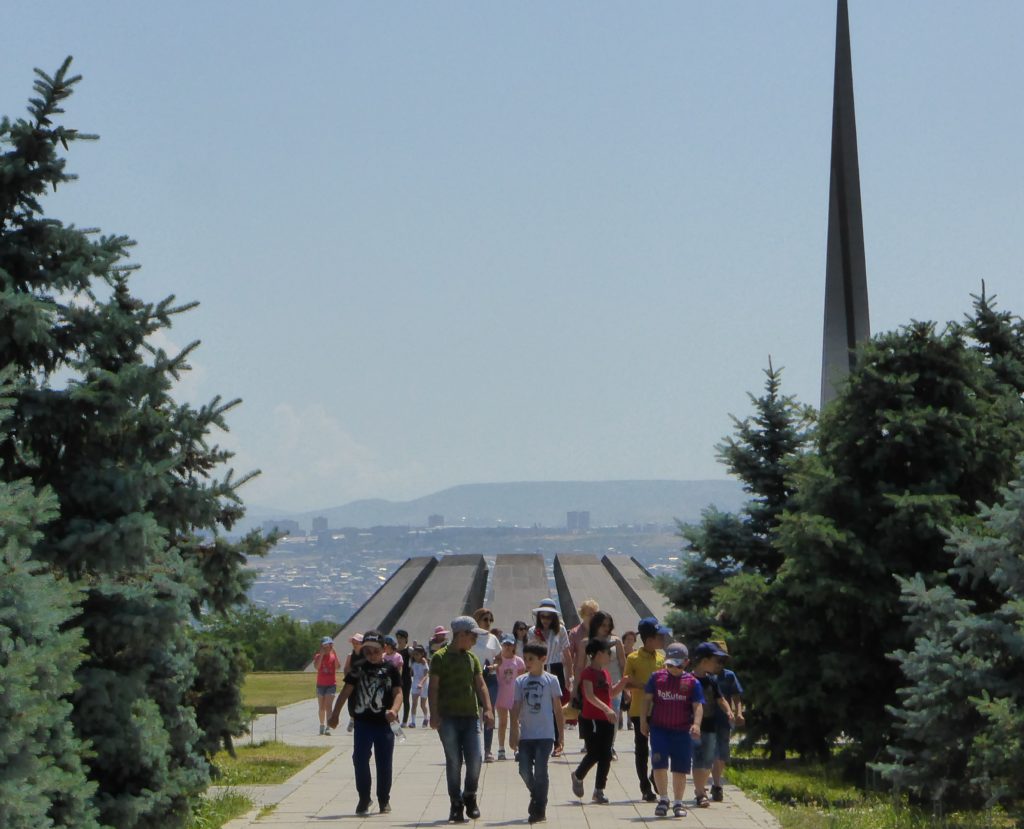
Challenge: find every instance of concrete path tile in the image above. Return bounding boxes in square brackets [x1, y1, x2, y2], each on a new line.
[224, 711, 778, 829]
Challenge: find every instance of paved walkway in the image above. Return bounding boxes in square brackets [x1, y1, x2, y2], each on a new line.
[223, 701, 778, 829]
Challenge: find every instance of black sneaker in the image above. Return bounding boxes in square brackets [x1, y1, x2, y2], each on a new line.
[463, 796, 480, 819]
[379, 800, 392, 813]
[528, 810, 546, 824]
[642, 790, 659, 803]
[711, 784, 724, 802]
[356, 799, 371, 816]
[570, 772, 584, 798]
[449, 801, 466, 823]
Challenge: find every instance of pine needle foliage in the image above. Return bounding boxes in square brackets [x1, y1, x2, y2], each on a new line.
[658, 362, 814, 641]
[761, 316, 1024, 763]
[0, 59, 268, 828]
[0, 374, 99, 829]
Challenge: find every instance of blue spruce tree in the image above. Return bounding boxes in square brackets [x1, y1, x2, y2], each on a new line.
[0, 377, 98, 829]
[0, 59, 268, 827]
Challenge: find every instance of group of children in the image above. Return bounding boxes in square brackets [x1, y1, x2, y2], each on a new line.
[314, 602, 744, 822]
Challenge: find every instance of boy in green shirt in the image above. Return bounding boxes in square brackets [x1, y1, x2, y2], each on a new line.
[430, 616, 494, 823]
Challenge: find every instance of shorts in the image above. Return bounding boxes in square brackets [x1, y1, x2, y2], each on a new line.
[715, 726, 732, 761]
[649, 726, 693, 773]
[316, 684, 337, 697]
[691, 731, 718, 770]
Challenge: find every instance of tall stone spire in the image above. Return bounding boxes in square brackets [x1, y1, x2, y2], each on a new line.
[820, 0, 869, 407]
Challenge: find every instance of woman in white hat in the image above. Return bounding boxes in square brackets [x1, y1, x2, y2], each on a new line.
[528, 598, 573, 735]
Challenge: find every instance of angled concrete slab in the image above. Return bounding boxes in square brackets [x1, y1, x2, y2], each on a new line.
[486, 553, 549, 634]
[602, 554, 675, 621]
[554, 554, 648, 635]
[314, 556, 436, 667]
[390, 554, 488, 645]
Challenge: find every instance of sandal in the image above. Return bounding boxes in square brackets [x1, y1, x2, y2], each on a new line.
[694, 792, 710, 808]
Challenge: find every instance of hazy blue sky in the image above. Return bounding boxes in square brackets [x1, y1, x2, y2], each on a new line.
[3, 3, 1023, 512]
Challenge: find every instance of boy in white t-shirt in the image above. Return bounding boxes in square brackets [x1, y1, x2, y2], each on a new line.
[510, 642, 564, 824]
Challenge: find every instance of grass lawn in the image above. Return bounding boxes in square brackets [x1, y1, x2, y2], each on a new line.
[729, 757, 1015, 829]
[187, 790, 253, 829]
[242, 672, 315, 709]
[212, 741, 331, 786]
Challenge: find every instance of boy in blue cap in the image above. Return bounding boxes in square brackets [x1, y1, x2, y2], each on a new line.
[690, 642, 734, 808]
[709, 641, 744, 801]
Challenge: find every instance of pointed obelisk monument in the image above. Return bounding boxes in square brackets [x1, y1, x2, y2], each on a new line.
[820, 0, 870, 407]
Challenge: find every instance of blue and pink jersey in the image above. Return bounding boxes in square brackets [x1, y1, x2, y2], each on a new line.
[644, 669, 705, 731]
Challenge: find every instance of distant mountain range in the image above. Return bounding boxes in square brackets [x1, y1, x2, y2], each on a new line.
[239, 479, 746, 532]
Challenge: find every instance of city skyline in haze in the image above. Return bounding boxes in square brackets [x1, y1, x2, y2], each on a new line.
[3, 3, 1023, 512]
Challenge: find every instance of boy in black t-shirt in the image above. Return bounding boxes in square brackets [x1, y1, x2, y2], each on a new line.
[329, 631, 403, 816]
[689, 642, 734, 808]
[396, 629, 413, 726]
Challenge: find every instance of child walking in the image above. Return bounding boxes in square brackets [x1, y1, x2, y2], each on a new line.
[570, 639, 629, 804]
[510, 642, 564, 824]
[690, 642, 734, 808]
[495, 634, 526, 759]
[312, 636, 340, 736]
[640, 643, 704, 818]
[327, 631, 403, 816]
[409, 644, 430, 728]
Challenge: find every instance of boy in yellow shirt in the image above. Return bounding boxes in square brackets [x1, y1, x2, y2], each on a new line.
[624, 617, 665, 802]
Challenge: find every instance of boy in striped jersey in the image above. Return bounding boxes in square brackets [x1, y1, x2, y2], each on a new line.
[639, 643, 704, 818]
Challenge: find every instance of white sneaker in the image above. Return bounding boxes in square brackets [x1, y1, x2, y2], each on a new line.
[497, 749, 506, 760]
[324, 727, 332, 736]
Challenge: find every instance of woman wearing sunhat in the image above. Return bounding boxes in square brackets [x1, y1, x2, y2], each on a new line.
[313, 635, 341, 735]
[528, 599, 573, 717]
[428, 624, 449, 657]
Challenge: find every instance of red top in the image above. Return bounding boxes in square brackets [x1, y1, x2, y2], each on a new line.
[316, 650, 340, 686]
[580, 666, 612, 720]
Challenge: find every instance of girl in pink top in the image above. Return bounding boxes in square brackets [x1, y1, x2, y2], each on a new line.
[383, 635, 405, 673]
[313, 636, 341, 735]
[495, 635, 526, 759]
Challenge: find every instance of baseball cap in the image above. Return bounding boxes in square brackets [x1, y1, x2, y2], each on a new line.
[320, 636, 333, 646]
[664, 643, 689, 666]
[432, 625, 449, 637]
[637, 617, 659, 639]
[500, 634, 516, 645]
[692, 641, 729, 660]
[362, 632, 384, 647]
[450, 615, 488, 635]
[350, 633, 364, 643]
[383, 635, 398, 647]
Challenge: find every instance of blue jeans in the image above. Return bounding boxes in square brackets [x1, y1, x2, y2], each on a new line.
[484, 673, 499, 753]
[352, 720, 394, 802]
[517, 738, 554, 811]
[439, 716, 482, 802]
